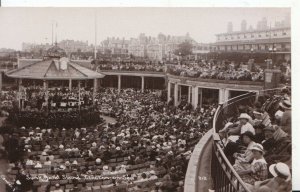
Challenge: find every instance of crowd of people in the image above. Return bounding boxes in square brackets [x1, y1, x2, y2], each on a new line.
[97, 61, 165, 72]
[0, 88, 217, 192]
[217, 88, 291, 192]
[167, 60, 265, 82]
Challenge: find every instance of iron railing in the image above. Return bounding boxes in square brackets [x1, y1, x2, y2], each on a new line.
[211, 87, 289, 192]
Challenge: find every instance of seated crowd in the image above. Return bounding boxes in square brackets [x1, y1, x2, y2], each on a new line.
[218, 88, 291, 192]
[0, 88, 217, 192]
[97, 62, 164, 72]
[167, 60, 264, 81]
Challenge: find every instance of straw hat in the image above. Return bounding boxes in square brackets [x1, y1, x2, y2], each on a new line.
[251, 143, 265, 154]
[269, 162, 291, 180]
[279, 100, 291, 109]
[238, 113, 251, 120]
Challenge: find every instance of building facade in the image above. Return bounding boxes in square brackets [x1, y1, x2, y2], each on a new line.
[214, 17, 291, 62]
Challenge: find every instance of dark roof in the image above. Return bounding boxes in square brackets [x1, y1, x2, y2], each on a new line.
[6, 58, 104, 80]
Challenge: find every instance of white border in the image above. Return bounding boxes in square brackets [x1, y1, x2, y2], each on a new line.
[1, 0, 300, 190]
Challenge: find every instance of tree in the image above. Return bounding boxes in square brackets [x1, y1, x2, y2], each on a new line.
[174, 41, 193, 57]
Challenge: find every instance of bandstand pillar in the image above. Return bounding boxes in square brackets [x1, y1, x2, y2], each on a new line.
[69, 79, 72, 91]
[85, 80, 88, 88]
[18, 78, 22, 92]
[224, 89, 230, 102]
[93, 78, 98, 104]
[174, 83, 179, 106]
[199, 88, 203, 108]
[43, 80, 49, 107]
[192, 86, 199, 109]
[219, 88, 225, 104]
[188, 86, 192, 103]
[167, 81, 171, 102]
[78, 80, 81, 106]
[0, 71, 2, 91]
[118, 75, 121, 93]
[18, 78, 23, 109]
[141, 76, 145, 93]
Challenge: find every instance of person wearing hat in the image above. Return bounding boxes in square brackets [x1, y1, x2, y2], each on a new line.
[239, 113, 255, 135]
[279, 100, 291, 135]
[254, 124, 265, 143]
[227, 113, 254, 136]
[52, 183, 63, 192]
[253, 162, 291, 192]
[261, 126, 276, 154]
[236, 144, 268, 186]
[233, 131, 256, 170]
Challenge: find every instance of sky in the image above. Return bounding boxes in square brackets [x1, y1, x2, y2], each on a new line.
[0, 7, 290, 50]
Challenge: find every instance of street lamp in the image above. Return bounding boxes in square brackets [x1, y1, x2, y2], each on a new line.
[250, 47, 254, 59]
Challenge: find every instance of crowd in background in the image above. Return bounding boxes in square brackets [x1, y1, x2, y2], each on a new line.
[218, 88, 291, 192]
[97, 61, 164, 72]
[167, 60, 265, 81]
[0, 88, 217, 192]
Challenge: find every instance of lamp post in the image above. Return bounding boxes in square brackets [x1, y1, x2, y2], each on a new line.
[268, 46, 277, 69]
[250, 48, 254, 59]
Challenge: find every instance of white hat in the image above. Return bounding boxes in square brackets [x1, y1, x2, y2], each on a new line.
[72, 160, 78, 165]
[41, 151, 47, 156]
[96, 158, 102, 163]
[279, 100, 291, 109]
[59, 144, 64, 149]
[45, 145, 50, 149]
[103, 165, 109, 170]
[250, 143, 265, 154]
[21, 126, 25, 129]
[59, 165, 66, 170]
[269, 162, 291, 180]
[36, 127, 40, 130]
[149, 170, 156, 175]
[116, 146, 121, 151]
[16, 180, 21, 185]
[238, 113, 251, 120]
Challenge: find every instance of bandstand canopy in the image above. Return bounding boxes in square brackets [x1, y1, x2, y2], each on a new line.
[6, 45, 105, 80]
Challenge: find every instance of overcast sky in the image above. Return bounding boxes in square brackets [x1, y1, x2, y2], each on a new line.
[0, 7, 290, 50]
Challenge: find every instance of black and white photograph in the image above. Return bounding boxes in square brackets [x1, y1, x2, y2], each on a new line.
[0, 5, 295, 192]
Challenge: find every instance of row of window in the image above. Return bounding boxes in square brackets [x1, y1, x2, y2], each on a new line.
[217, 43, 290, 51]
[219, 31, 288, 41]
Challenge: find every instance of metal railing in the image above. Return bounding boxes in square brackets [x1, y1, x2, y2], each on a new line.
[211, 87, 290, 192]
[212, 92, 255, 192]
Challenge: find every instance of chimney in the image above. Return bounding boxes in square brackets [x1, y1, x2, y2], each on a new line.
[227, 22, 233, 33]
[241, 20, 247, 32]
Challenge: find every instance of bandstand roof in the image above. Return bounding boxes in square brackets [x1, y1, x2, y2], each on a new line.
[6, 45, 104, 80]
[6, 58, 105, 80]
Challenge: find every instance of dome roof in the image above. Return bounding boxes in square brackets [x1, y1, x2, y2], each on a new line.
[46, 44, 67, 58]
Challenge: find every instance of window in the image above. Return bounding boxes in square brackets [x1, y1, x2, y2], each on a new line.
[237, 36, 240, 39]
[266, 33, 269, 37]
[244, 35, 247, 38]
[274, 33, 277, 36]
[258, 34, 261, 37]
[231, 36, 234, 40]
[282, 32, 287, 35]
